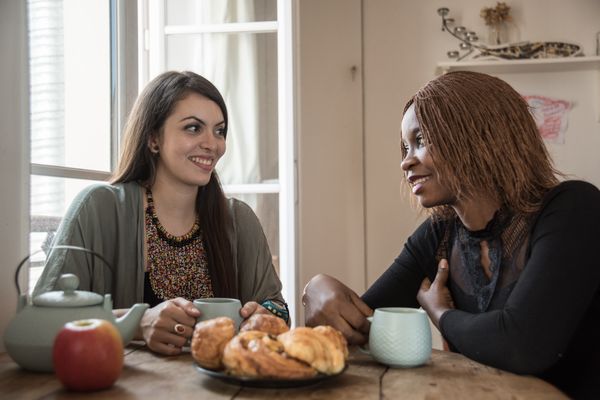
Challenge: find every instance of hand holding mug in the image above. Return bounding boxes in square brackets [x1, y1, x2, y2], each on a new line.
[140, 297, 200, 355]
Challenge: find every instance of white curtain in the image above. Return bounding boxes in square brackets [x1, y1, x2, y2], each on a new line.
[190, 0, 261, 187]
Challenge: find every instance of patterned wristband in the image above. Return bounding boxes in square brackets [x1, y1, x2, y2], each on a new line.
[261, 300, 290, 324]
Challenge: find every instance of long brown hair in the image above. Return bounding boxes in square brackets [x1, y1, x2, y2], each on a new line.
[111, 71, 237, 297]
[403, 71, 561, 218]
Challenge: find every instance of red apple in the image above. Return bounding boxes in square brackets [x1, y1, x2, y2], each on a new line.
[52, 319, 124, 392]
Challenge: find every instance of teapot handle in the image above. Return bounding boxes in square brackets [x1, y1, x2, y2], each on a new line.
[14, 245, 113, 296]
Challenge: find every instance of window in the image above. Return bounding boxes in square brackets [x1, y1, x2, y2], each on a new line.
[27, 0, 116, 289]
[140, 0, 297, 319]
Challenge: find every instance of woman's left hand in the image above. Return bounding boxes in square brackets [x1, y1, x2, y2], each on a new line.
[417, 259, 455, 329]
[139, 297, 201, 355]
[239, 301, 272, 329]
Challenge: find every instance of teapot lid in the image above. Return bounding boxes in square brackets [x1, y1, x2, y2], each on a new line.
[32, 273, 103, 307]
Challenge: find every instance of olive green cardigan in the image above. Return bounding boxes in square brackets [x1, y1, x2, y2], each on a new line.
[33, 182, 285, 309]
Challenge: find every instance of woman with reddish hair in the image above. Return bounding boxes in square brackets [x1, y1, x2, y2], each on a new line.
[304, 71, 600, 398]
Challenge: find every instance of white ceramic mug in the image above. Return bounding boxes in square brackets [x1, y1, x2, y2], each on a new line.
[193, 298, 243, 330]
[366, 307, 432, 368]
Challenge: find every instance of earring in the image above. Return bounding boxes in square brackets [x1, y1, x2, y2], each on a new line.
[150, 146, 159, 155]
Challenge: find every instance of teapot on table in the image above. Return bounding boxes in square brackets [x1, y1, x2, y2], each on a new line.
[3, 245, 149, 372]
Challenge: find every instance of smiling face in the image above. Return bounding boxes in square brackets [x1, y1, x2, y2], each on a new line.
[150, 92, 226, 189]
[400, 104, 455, 208]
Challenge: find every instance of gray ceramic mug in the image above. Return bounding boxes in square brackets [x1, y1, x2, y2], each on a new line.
[193, 298, 243, 330]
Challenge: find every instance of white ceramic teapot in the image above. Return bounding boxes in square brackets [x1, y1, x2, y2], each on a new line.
[3, 246, 149, 372]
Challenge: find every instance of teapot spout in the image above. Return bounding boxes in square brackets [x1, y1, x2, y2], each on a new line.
[115, 303, 149, 345]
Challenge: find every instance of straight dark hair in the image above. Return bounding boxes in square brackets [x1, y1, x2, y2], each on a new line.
[111, 71, 237, 298]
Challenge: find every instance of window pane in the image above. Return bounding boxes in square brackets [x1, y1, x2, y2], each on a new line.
[229, 193, 279, 275]
[166, 0, 277, 25]
[28, 0, 111, 172]
[29, 175, 106, 291]
[166, 32, 279, 185]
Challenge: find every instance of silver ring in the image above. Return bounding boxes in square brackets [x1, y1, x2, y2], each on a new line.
[174, 323, 185, 335]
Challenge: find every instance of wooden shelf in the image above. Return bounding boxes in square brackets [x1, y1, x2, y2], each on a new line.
[436, 55, 600, 75]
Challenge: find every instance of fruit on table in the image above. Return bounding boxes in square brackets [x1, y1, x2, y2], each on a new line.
[52, 319, 124, 391]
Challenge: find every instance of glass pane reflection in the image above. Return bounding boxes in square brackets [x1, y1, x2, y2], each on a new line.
[28, 0, 111, 171]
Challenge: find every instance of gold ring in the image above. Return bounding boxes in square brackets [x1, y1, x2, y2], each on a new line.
[174, 323, 185, 335]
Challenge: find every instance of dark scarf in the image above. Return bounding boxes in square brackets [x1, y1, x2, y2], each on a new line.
[437, 207, 531, 312]
[454, 209, 508, 312]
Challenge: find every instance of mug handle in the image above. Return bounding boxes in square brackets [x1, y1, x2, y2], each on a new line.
[358, 316, 373, 354]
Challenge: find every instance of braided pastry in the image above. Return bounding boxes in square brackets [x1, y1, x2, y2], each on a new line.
[277, 325, 348, 375]
[222, 330, 317, 379]
[191, 317, 235, 370]
[240, 313, 289, 336]
[314, 325, 349, 359]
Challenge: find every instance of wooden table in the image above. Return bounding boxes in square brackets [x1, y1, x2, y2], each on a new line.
[0, 344, 567, 399]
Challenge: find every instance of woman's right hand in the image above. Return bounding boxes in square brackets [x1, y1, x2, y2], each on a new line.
[140, 297, 201, 355]
[303, 274, 373, 345]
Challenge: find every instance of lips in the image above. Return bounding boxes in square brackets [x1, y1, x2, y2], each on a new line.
[407, 174, 430, 185]
[188, 155, 214, 171]
[407, 175, 430, 194]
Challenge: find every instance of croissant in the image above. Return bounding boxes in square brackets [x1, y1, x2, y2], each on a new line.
[222, 330, 317, 379]
[277, 325, 348, 375]
[191, 317, 235, 370]
[240, 313, 289, 336]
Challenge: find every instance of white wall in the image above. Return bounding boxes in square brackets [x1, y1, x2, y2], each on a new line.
[297, 0, 366, 313]
[0, 0, 30, 352]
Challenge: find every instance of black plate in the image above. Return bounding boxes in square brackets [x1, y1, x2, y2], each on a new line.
[194, 363, 347, 388]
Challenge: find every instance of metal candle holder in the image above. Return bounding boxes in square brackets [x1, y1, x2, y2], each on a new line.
[437, 7, 583, 61]
[437, 7, 486, 61]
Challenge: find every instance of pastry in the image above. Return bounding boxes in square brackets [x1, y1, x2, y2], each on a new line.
[313, 325, 349, 359]
[240, 313, 289, 336]
[222, 330, 317, 379]
[277, 326, 348, 375]
[191, 317, 235, 370]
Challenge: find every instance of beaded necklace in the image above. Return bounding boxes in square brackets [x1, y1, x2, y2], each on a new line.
[145, 187, 214, 301]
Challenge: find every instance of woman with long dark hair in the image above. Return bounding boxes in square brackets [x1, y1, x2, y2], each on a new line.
[35, 71, 287, 355]
[303, 71, 600, 398]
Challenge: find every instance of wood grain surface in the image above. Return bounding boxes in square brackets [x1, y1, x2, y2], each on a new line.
[0, 344, 567, 399]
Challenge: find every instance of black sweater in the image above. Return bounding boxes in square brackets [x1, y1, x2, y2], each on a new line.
[362, 181, 600, 399]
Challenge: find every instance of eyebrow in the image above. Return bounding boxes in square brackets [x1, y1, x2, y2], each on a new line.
[401, 126, 421, 140]
[179, 116, 225, 126]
